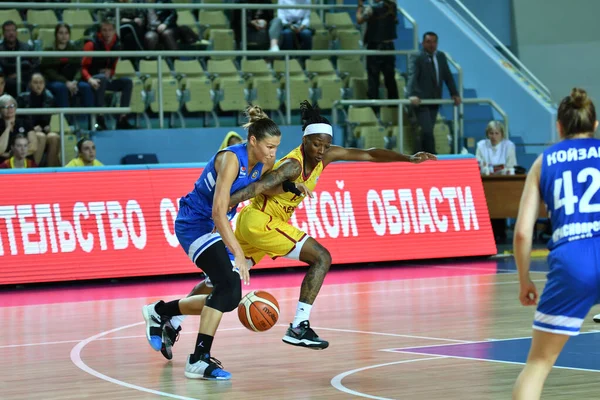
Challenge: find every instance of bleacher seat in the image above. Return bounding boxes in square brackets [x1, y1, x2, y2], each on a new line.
[207, 59, 247, 114]
[209, 29, 235, 60]
[113, 60, 151, 129]
[305, 59, 343, 110]
[139, 59, 184, 126]
[198, 11, 229, 39]
[273, 59, 311, 111]
[27, 10, 59, 38]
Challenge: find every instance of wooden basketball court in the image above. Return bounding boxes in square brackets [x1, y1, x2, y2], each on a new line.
[3, 258, 600, 399]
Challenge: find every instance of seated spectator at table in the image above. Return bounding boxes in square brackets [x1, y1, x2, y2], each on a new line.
[65, 138, 104, 167]
[18, 73, 61, 166]
[0, 20, 39, 97]
[0, 94, 38, 164]
[0, 133, 36, 168]
[269, 0, 312, 54]
[41, 24, 94, 113]
[81, 20, 134, 131]
[219, 131, 243, 150]
[476, 121, 517, 175]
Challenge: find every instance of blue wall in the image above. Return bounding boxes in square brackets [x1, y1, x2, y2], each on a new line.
[398, 0, 556, 166]
[93, 125, 345, 165]
[459, 0, 512, 47]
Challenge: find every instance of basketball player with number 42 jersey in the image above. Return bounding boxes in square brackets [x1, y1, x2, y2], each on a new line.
[158, 100, 436, 357]
[512, 88, 600, 399]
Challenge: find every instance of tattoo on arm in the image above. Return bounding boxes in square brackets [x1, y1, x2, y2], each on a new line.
[228, 160, 302, 207]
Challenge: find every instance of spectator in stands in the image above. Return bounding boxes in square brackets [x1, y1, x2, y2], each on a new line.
[232, 0, 274, 51]
[269, 0, 312, 56]
[0, 94, 38, 164]
[356, 0, 399, 101]
[0, 21, 39, 97]
[476, 120, 517, 175]
[65, 138, 104, 167]
[107, 0, 145, 52]
[81, 20, 134, 130]
[141, 0, 179, 51]
[407, 32, 460, 154]
[18, 73, 61, 167]
[41, 24, 94, 112]
[219, 131, 243, 150]
[0, 133, 36, 169]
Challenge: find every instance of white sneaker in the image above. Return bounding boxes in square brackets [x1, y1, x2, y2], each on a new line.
[269, 44, 280, 52]
[185, 354, 232, 380]
[593, 314, 600, 323]
[142, 301, 164, 351]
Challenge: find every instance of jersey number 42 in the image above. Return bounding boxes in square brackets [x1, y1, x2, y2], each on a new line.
[554, 167, 600, 215]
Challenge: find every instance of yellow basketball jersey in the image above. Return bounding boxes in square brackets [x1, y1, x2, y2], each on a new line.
[250, 145, 324, 221]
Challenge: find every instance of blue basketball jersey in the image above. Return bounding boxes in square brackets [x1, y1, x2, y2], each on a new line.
[540, 138, 600, 249]
[179, 143, 264, 222]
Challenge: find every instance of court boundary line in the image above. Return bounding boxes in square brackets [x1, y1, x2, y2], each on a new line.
[330, 356, 447, 400]
[389, 350, 600, 374]
[5, 277, 549, 350]
[70, 322, 198, 400]
[378, 330, 600, 353]
[69, 324, 474, 399]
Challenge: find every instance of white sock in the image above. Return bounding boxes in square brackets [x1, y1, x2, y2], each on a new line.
[292, 302, 312, 328]
[170, 315, 186, 330]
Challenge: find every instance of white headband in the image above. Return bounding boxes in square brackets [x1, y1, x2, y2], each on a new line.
[303, 123, 333, 137]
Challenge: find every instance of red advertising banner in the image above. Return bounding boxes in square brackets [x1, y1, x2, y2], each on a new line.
[0, 159, 496, 284]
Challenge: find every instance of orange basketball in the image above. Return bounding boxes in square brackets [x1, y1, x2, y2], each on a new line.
[238, 290, 280, 332]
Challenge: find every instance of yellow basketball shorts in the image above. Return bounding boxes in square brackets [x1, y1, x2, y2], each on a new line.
[234, 206, 308, 265]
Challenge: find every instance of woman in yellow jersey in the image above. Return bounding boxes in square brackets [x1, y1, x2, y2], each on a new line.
[158, 100, 436, 357]
[65, 138, 104, 167]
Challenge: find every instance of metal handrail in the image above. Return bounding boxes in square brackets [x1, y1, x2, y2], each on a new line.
[15, 107, 131, 167]
[332, 98, 509, 155]
[6, 48, 447, 128]
[397, 6, 419, 51]
[444, 0, 551, 99]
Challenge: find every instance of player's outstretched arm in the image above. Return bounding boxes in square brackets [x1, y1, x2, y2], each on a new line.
[322, 146, 437, 167]
[513, 154, 542, 306]
[228, 159, 303, 206]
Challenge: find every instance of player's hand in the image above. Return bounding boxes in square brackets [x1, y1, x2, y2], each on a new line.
[235, 255, 250, 286]
[519, 279, 538, 306]
[295, 183, 314, 198]
[410, 152, 437, 163]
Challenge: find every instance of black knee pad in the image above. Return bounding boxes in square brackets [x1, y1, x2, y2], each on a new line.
[196, 241, 242, 313]
[205, 271, 241, 313]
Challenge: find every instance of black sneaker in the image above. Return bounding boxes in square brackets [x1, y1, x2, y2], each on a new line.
[282, 320, 329, 350]
[161, 319, 181, 360]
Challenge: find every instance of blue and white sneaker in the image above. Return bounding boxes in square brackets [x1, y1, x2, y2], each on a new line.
[184, 354, 231, 380]
[161, 319, 181, 360]
[142, 301, 164, 351]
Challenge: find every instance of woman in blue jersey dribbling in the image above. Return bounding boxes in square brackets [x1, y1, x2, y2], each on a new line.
[512, 88, 599, 399]
[141, 106, 307, 381]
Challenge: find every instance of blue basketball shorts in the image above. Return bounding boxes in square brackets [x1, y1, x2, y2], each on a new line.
[534, 238, 600, 336]
[175, 204, 233, 264]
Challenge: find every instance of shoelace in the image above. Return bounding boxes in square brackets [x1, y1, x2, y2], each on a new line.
[209, 357, 224, 370]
